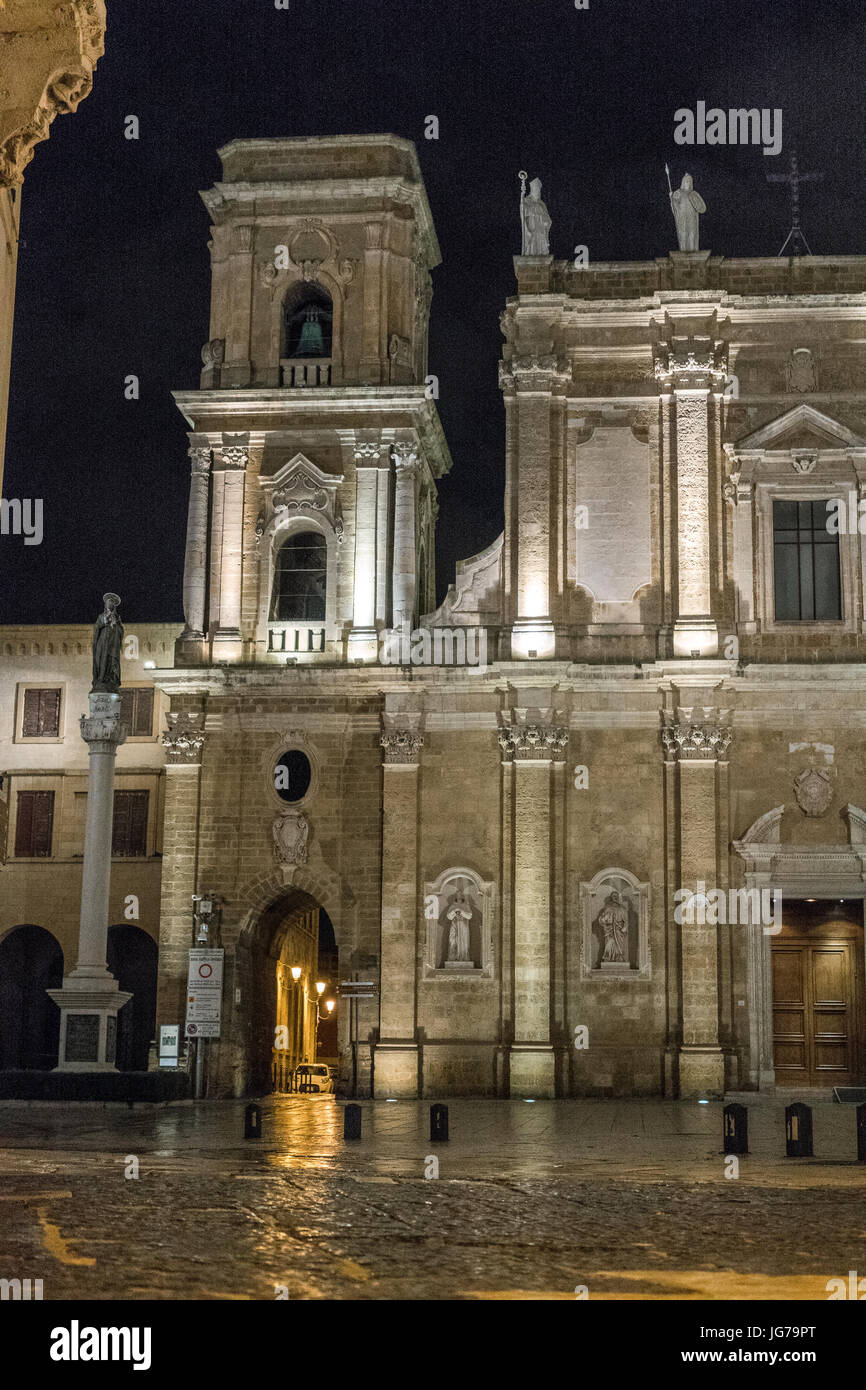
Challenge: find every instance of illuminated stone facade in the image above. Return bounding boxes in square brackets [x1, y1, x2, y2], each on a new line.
[5, 136, 866, 1097]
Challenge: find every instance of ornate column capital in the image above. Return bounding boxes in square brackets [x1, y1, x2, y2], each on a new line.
[380, 714, 424, 765]
[188, 445, 212, 476]
[163, 711, 206, 766]
[80, 691, 127, 753]
[215, 443, 249, 471]
[661, 707, 732, 762]
[498, 721, 569, 762]
[354, 441, 384, 464]
[391, 442, 420, 475]
[654, 339, 728, 392]
[0, 0, 106, 187]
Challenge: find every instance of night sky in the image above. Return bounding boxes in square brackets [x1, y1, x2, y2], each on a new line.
[3, 0, 865, 624]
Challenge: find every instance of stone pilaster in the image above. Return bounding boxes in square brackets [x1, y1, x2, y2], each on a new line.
[499, 710, 568, 1096]
[180, 444, 211, 644]
[656, 342, 726, 657]
[348, 441, 383, 662]
[661, 704, 731, 1097]
[47, 689, 131, 1071]
[360, 221, 386, 383]
[223, 222, 254, 387]
[375, 712, 423, 1096]
[391, 442, 419, 628]
[211, 438, 248, 662]
[500, 355, 568, 659]
[155, 712, 206, 1036]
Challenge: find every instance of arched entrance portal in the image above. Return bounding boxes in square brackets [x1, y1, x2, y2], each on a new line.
[235, 888, 338, 1096]
[0, 925, 64, 1070]
[107, 925, 158, 1072]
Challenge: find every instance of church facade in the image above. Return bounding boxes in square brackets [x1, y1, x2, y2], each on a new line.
[4, 133, 866, 1099]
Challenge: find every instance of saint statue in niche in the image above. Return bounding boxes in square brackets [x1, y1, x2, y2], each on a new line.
[91, 592, 124, 693]
[598, 889, 629, 965]
[445, 882, 473, 964]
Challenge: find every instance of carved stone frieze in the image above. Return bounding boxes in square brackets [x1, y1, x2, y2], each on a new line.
[163, 711, 205, 765]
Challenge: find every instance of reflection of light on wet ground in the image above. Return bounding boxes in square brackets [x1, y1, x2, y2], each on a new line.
[466, 1271, 833, 1300]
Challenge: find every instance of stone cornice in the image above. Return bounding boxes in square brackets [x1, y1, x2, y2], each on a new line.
[0, 0, 106, 186]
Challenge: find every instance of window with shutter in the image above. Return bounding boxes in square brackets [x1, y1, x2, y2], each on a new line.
[15, 791, 55, 857]
[21, 688, 61, 738]
[112, 790, 149, 857]
[119, 688, 155, 737]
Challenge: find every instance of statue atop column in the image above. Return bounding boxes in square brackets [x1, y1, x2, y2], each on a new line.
[519, 171, 552, 256]
[91, 593, 124, 693]
[667, 169, 706, 252]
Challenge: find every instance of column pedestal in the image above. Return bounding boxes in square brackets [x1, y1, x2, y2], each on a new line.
[48, 689, 130, 1071]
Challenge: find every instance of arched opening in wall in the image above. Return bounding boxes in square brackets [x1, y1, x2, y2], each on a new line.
[283, 282, 333, 360]
[106, 925, 158, 1072]
[270, 530, 327, 622]
[236, 888, 337, 1096]
[0, 925, 63, 1070]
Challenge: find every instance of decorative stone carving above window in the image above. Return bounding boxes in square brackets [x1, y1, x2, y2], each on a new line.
[273, 812, 309, 866]
[579, 868, 651, 981]
[259, 453, 344, 543]
[791, 451, 817, 475]
[423, 867, 495, 979]
[793, 766, 834, 817]
[786, 347, 817, 393]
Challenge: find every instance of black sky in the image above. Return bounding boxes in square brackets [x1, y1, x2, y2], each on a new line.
[2, 0, 865, 624]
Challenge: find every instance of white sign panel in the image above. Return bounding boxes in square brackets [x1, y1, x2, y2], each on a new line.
[185, 948, 224, 1039]
[159, 1024, 180, 1066]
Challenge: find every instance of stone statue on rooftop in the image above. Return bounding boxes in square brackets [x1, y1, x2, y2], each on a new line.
[519, 171, 552, 256]
[668, 169, 706, 252]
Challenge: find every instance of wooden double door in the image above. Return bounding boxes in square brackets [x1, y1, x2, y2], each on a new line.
[771, 907, 864, 1086]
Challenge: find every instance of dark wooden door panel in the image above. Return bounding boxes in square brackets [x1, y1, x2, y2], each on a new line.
[772, 931, 861, 1085]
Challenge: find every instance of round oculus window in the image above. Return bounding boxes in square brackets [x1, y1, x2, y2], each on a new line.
[274, 749, 312, 803]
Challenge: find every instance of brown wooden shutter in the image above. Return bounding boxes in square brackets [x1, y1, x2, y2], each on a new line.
[112, 790, 149, 856]
[22, 688, 61, 737]
[119, 688, 154, 736]
[15, 790, 54, 857]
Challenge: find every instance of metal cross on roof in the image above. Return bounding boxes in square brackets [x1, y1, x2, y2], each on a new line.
[766, 149, 824, 256]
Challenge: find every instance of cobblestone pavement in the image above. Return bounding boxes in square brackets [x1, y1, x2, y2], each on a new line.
[0, 1096, 864, 1300]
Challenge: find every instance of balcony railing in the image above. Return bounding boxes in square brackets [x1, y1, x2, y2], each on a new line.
[280, 358, 332, 388]
[268, 623, 327, 654]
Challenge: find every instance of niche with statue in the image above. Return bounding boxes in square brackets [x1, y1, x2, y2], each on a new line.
[423, 867, 495, 979]
[579, 867, 651, 980]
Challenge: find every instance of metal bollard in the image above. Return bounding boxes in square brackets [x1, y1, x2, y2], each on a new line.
[430, 1102, 449, 1142]
[857, 1103, 866, 1163]
[244, 1102, 262, 1140]
[723, 1102, 748, 1155]
[785, 1101, 813, 1157]
[344, 1103, 362, 1141]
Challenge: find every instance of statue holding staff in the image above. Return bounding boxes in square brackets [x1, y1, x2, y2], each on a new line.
[667, 166, 705, 252]
[519, 170, 552, 256]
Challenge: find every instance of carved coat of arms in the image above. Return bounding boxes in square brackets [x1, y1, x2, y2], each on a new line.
[273, 813, 309, 865]
[786, 348, 817, 394]
[793, 767, 833, 817]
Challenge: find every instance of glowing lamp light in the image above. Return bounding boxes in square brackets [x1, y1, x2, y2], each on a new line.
[291, 966, 302, 981]
[325, 999, 335, 1014]
[315, 981, 326, 995]
[143, 660, 156, 670]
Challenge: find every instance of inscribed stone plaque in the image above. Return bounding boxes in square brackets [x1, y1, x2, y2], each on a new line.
[66, 1014, 99, 1063]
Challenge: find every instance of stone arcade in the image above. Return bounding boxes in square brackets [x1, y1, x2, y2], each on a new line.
[4, 133, 866, 1099]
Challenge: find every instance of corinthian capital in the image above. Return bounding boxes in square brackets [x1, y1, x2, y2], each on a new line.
[0, 1, 107, 186]
[163, 711, 206, 765]
[498, 721, 569, 762]
[391, 442, 420, 475]
[188, 446, 212, 475]
[380, 712, 424, 765]
[215, 441, 249, 471]
[654, 338, 728, 391]
[661, 707, 732, 762]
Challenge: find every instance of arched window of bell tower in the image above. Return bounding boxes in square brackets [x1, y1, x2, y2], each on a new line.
[283, 282, 333, 360]
[270, 529, 328, 623]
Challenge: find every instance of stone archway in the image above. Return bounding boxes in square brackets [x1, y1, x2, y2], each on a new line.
[732, 804, 866, 1090]
[0, 925, 64, 1070]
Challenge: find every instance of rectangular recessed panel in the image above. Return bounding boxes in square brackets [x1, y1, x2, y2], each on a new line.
[812, 949, 846, 1006]
[772, 949, 805, 1005]
[774, 1043, 807, 1070]
[815, 1044, 849, 1071]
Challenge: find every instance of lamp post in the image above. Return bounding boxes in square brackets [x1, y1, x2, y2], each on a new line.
[290, 966, 302, 1088]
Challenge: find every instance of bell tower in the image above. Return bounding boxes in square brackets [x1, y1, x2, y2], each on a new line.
[173, 136, 451, 667]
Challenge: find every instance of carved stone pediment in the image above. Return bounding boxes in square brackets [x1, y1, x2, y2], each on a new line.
[259, 453, 344, 543]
